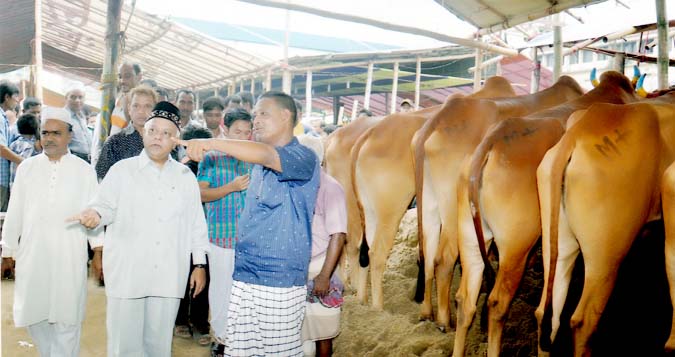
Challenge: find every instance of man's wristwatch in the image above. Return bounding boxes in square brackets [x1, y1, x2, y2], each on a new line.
[194, 264, 207, 269]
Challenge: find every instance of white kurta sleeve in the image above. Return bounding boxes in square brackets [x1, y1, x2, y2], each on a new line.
[84, 167, 104, 248]
[1, 161, 28, 258]
[89, 161, 121, 227]
[188, 178, 209, 264]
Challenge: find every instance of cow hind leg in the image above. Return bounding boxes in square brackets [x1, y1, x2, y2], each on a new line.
[663, 167, 675, 351]
[486, 244, 532, 357]
[434, 230, 459, 332]
[419, 192, 441, 321]
[369, 208, 408, 310]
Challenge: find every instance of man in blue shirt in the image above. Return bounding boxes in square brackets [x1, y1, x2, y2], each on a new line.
[0, 81, 25, 212]
[176, 91, 320, 357]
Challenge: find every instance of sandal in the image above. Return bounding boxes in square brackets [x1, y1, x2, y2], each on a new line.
[174, 325, 192, 338]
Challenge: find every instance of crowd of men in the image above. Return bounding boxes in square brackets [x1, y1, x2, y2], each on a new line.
[0, 61, 352, 357]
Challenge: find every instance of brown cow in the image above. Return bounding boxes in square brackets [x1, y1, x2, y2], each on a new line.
[350, 76, 516, 309]
[323, 114, 382, 288]
[412, 76, 584, 331]
[536, 96, 675, 356]
[665, 159, 675, 351]
[453, 71, 639, 357]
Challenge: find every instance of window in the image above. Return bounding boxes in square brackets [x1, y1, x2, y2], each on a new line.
[582, 50, 594, 62]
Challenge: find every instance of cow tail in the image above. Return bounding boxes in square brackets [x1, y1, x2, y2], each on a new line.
[539, 130, 576, 350]
[351, 127, 373, 268]
[413, 118, 439, 303]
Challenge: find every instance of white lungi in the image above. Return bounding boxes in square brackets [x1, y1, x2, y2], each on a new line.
[225, 281, 307, 357]
[301, 254, 341, 342]
[27, 320, 82, 357]
[208, 244, 236, 341]
[106, 296, 180, 357]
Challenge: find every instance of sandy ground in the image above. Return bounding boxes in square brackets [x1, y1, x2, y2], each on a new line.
[1, 276, 211, 357]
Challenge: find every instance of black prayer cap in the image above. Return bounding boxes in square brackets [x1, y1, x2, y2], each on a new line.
[148, 101, 181, 128]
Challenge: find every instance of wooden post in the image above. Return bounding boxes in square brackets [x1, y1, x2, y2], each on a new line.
[351, 100, 359, 121]
[32, 0, 43, 100]
[553, 14, 563, 81]
[214, 88, 218, 97]
[656, 0, 669, 89]
[282, 71, 292, 94]
[282, 9, 292, 94]
[195, 89, 200, 112]
[305, 70, 312, 119]
[96, 0, 123, 157]
[473, 48, 483, 91]
[239, 80, 244, 93]
[390, 61, 399, 114]
[228, 81, 235, 96]
[364, 62, 374, 109]
[250, 77, 255, 95]
[614, 53, 626, 74]
[414, 57, 421, 110]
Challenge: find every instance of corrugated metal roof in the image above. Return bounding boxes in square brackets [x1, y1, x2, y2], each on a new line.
[1, 0, 269, 91]
[435, 0, 607, 34]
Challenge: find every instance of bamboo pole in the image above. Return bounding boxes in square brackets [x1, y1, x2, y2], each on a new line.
[473, 48, 483, 91]
[250, 77, 255, 95]
[553, 14, 562, 81]
[390, 61, 399, 114]
[33, 0, 43, 100]
[414, 57, 421, 110]
[364, 62, 374, 109]
[265, 69, 272, 92]
[96, 0, 123, 158]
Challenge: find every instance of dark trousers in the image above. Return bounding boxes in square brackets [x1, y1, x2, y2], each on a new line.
[175, 255, 210, 334]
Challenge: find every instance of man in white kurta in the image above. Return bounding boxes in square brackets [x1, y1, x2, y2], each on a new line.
[1, 107, 103, 356]
[71, 101, 210, 356]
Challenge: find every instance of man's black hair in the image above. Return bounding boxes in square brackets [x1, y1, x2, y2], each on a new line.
[181, 126, 212, 175]
[224, 108, 252, 128]
[181, 125, 213, 141]
[260, 91, 299, 126]
[0, 81, 19, 105]
[175, 89, 195, 102]
[17, 113, 38, 135]
[22, 97, 41, 112]
[235, 91, 255, 107]
[223, 94, 242, 107]
[202, 96, 225, 112]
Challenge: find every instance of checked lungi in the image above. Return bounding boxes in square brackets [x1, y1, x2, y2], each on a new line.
[225, 281, 307, 357]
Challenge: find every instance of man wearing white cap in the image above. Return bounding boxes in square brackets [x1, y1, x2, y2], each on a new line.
[0, 107, 103, 356]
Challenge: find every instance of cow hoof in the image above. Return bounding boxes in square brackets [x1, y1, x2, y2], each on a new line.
[436, 324, 448, 333]
[665, 337, 675, 353]
[418, 314, 433, 322]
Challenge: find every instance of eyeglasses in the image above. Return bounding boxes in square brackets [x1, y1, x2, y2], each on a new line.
[145, 127, 174, 139]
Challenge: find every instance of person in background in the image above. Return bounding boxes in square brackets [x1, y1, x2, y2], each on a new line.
[235, 91, 254, 112]
[399, 98, 414, 113]
[63, 86, 92, 162]
[223, 94, 241, 112]
[9, 113, 40, 187]
[196, 108, 252, 356]
[173, 125, 213, 347]
[176, 89, 201, 129]
[202, 96, 227, 139]
[0, 81, 25, 211]
[297, 135, 346, 357]
[1, 107, 103, 356]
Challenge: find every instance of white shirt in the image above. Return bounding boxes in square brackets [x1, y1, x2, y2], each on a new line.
[90, 150, 210, 299]
[1, 153, 103, 327]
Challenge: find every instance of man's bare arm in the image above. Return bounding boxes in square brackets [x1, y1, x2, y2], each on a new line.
[174, 138, 282, 172]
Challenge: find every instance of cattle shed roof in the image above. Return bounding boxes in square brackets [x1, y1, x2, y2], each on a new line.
[435, 0, 607, 34]
[1, 0, 270, 91]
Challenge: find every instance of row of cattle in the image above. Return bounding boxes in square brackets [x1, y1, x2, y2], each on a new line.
[321, 70, 675, 356]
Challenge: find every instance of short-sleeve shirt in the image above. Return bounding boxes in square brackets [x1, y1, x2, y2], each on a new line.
[0, 107, 11, 187]
[233, 137, 320, 288]
[9, 136, 38, 187]
[311, 171, 347, 258]
[197, 152, 251, 249]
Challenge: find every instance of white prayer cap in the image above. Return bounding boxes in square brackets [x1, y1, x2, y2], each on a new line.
[297, 134, 324, 162]
[41, 106, 75, 127]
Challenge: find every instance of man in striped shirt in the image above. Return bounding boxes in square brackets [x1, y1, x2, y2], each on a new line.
[197, 108, 252, 355]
